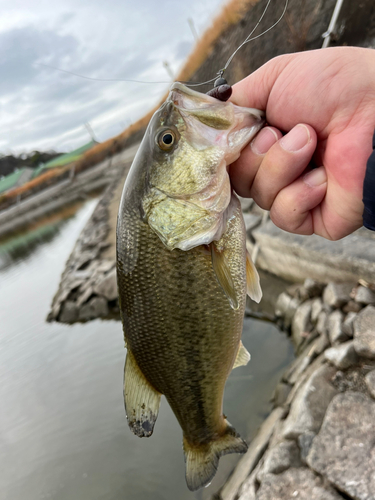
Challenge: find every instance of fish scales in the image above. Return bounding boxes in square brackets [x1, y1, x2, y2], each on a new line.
[116, 83, 264, 490]
[117, 198, 246, 442]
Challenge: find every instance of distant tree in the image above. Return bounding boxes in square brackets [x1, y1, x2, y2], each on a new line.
[0, 150, 61, 177]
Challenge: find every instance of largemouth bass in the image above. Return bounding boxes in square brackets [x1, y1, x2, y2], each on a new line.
[116, 83, 264, 490]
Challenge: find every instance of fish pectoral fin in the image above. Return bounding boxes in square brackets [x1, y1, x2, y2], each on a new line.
[183, 422, 248, 491]
[211, 242, 239, 310]
[246, 245, 262, 303]
[124, 349, 161, 438]
[145, 193, 218, 251]
[233, 340, 251, 369]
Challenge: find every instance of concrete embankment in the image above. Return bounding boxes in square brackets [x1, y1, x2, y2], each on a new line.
[47, 144, 139, 323]
[218, 279, 375, 500]
[0, 143, 139, 239]
[248, 221, 375, 283]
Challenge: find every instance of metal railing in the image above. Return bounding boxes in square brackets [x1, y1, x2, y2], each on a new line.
[322, 0, 345, 48]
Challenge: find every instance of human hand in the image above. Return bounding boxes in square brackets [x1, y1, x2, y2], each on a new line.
[230, 47, 375, 240]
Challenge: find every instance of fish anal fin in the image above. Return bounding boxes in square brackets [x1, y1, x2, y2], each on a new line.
[233, 340, 251, 369]
[124, 349, 161, 438]
[246, 245, 262, 303]
[183, 422, 247, 491]
[211, 243, 239, 310]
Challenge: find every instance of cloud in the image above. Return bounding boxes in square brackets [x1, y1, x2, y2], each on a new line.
[0, 0, 225, 154]
[0, 27, 77, 95]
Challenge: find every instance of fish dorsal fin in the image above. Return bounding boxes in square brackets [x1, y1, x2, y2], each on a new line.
[233, 340, 251, 369]
[124, 349, 162, 437]
[246, 245, 262, 303]
[211, 242, 239, 310]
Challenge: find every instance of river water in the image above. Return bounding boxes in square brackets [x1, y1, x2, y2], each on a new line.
[0, 199, 294, 500]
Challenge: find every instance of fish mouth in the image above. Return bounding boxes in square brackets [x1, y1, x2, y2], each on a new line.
[166, 82, 265, 158]
[169, 82, 217, 106]
[169, 82, 216, 109]
[168, 81, 264, 119]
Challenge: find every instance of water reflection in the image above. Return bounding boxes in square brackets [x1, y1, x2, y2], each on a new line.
[0, 199, 294, 500]
[0, 201, 89, 269]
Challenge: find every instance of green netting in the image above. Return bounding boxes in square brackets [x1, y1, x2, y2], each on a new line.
[0, 169, 25, 194]
[32, 140, 97, 178]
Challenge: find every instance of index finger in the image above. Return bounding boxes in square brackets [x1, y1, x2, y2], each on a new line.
[230, 54, 291, 110]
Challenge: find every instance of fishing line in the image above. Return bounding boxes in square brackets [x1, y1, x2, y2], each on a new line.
[36, 0, 288, 87]
[222, 0, 288, 73]
[35, 63, 173, 84]
[35, 62, 218, 87]
[190, 0, 289, 87]
[222, 0, 273, 72]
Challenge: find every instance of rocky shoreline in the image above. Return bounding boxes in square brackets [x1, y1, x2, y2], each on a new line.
[218, 279, 375, 500]
[47, 146, 139, 323]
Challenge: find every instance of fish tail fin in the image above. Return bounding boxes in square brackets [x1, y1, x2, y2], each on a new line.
[183, 422, 248, 491]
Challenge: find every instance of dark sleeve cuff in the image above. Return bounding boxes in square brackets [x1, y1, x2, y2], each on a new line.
[362, 130, 375, 231]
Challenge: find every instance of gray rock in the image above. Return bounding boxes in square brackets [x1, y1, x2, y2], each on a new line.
[275, 292, 291, 317]
[343, 300, 363, 313]
[311, 298, 323, 323]
[75, 250, 99, 271]
[79, 296, 109, 321]
[76, 285, 94, 307]
[236, 459, 263, 500]
[342, 311, 357, 337]
[283, 337, 325, 386]
[72, 269, 92, 281]
[365, 370, 375, 398]
[354, 305, 375, 359]
[331, 369, 368, 393]
[61, 277, 86, 299]
[284, 354, 326, 408]
[307, 392, 375, 500]
[314, 331, 330, 356]
[324, 341, 359, 369]
[286, 283, 302, 298]
[288, 354, 313, 385]
[94, 268, 118, 301]
[254, 468, 343, 500]
[292, 301, 313, 349]
[273, 382, 292, 407]
[267, 419, 286, 450]
[354, 285, 375, 305]
[59, 301, 79, 323]
[316, 311, 328, 335]
[323, 282, 353, 308]
[282, 364, 338, 439]
[327, 310, 349, 345]
[298, 431, 316, 463]
[96, 260, 115, 273]
[220, 408, 285, 500]
[258, 440, 301, 480]
[275, 292, 301, 329]
[283, 351, 308, 384]
[243, 213, 261, 233]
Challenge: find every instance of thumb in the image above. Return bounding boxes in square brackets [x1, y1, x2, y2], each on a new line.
[230, 54, 293, 111]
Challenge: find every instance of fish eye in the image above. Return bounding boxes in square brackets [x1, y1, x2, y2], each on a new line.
[158, 129, 175, 150]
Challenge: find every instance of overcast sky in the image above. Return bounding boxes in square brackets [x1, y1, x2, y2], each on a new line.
[0, 0, 226, 155]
